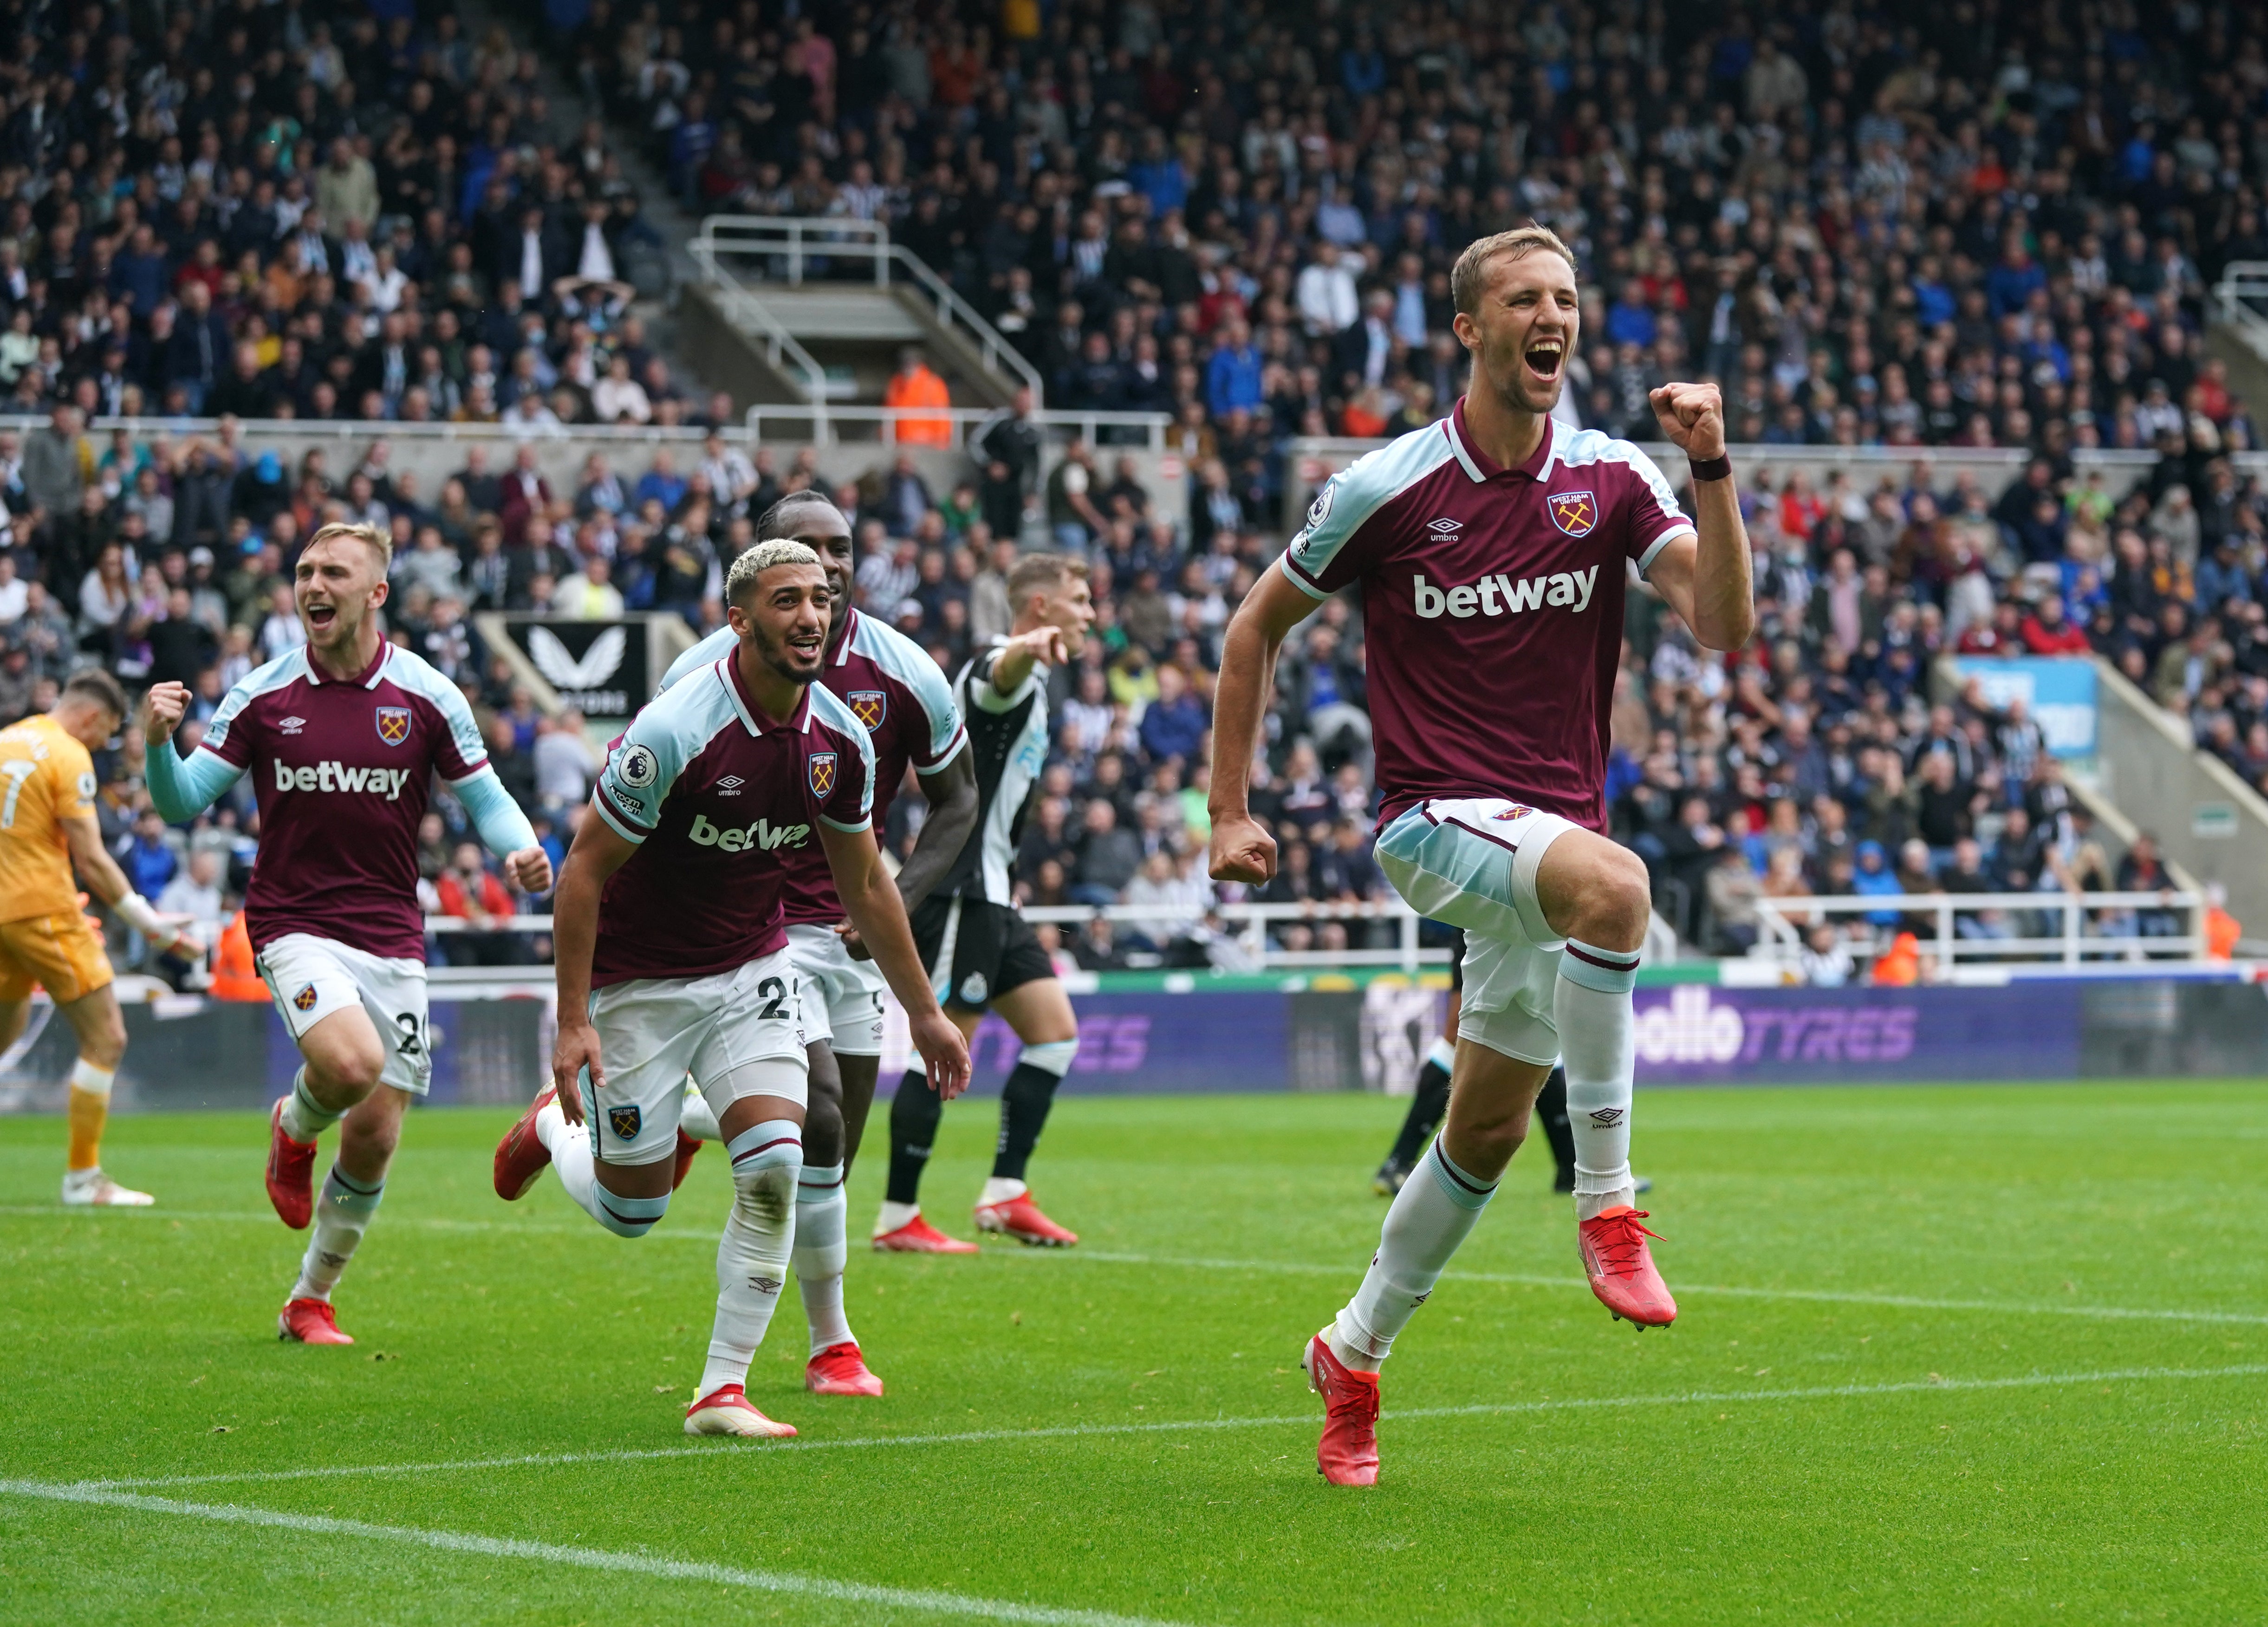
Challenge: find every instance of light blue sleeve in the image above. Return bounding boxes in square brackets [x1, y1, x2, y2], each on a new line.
[147, 741, 246, 823]
[453, 764, 540, 859]
[591, 691, 701, 844]
[658, 626, 737, 693]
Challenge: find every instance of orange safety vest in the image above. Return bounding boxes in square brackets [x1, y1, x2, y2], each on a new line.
[1870, 931, 1921, 986]
[209, 910, 269, 1002]
[882, 364, 953, 446]
[2204, 905, 2242, 961]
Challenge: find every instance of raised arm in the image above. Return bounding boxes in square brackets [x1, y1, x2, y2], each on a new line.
[1643, 382, 1756, 654]
[140, 680, 247, 821]
[452, 765, 552, 893]
[1206, 563, 1323, 884]
[985, 624, 1068, 701]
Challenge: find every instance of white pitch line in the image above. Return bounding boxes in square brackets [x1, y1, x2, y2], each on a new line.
[0, 1478, 1199, 1627]
[72, 1362, 2268, 1493]
[10, 1206, 2267, 1327]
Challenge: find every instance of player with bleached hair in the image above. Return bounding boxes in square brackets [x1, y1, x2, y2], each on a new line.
[1209, 225, 1755, 1485]
[144, 521, 554, 1345]
[492, 539, 970, 1438]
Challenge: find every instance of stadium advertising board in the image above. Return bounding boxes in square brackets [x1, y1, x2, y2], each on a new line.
[501, 618, 652, 719]
[1952, 657, 2099, 757]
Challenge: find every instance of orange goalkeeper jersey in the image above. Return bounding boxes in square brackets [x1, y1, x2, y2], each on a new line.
[0, 713, 98, 924]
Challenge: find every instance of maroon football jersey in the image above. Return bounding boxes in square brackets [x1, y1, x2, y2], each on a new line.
[590, 653, 875, 987]
[1282, 402, 1696, 831]
[660, 607, 966, 926]
[199, 643, 491, 959]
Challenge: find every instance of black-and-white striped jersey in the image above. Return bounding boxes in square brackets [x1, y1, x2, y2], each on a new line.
[933, 641, 1050, 905]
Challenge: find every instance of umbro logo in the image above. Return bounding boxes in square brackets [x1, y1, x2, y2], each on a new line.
[1588, 1107, 1625, 1127]
[717, 774, 744, 796]
[279, 716, 306, 735]
[1426, 517, 1464, 534]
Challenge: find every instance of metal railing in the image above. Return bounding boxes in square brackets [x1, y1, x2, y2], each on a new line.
[744, 402, 1171, 454]
[691, 215, 1046, 406]
[683, 232, 834, 438]
[2213, 260, 2268, 361]
[1752, 889, 2205, 971]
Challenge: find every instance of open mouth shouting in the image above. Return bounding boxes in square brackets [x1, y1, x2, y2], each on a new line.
[302, 598, 338, 636]
[784, 621, 826, 666]
[1524, 335, 1566, 386]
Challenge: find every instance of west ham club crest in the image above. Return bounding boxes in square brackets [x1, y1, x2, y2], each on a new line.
[374, 706, 411, 746]
[1547, 490, 1598, 537]
[846, 690, 888, 730]
[808, 751, 838, 797]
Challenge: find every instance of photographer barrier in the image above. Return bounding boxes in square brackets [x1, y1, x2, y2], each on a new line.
[2, 973, 2259, 1114]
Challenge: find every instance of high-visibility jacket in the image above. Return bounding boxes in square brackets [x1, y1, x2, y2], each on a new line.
[209, 911, 269, 1002]
[882, 364, 953, 446]
[1870, 931, 1921, 986]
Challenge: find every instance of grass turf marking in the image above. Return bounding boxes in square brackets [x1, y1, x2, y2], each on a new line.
[74, 1362, 2268, 1493]
[10, 1206, 2264, 1329]
[0, 1478, 1202, 1627]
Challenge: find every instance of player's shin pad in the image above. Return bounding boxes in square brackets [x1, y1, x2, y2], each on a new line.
[291, 1166, 384, 1302]
[793, 1161, 854, 1353]
[703, 1120, 804, 1393]
[1336, 1142, 1497, 1361]
[1555, 940, 1640, 1217]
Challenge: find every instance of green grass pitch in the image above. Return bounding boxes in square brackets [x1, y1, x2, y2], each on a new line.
[0, 1081, 2263, 1625]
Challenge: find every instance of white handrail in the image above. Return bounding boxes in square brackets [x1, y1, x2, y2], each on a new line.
[1752, 889, 2204, 968]
[744, 402, 1170, 454]
[692, 215, 1046, 407]
[685, 235, 833, 439]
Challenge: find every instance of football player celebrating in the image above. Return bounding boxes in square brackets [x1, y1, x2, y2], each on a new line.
[1210, 226, 1754, 1484]
[0, 669, 201, 1206]
[493, 540, 970, 1438]
[144, 522, 553, 1345]
[656, 492, 978, 1397]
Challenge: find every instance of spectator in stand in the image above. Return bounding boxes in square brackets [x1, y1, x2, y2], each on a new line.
[883, 348, 952, 448]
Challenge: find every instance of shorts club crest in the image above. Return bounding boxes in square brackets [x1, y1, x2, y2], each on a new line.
[374, 706, 411, 746]
[1548, 490, 1598, 536]
[293, 983, 318, 1011]
[845, 690, 888, 729]
[808, 752, 838, 798]
[609, 1105, 642, 1140]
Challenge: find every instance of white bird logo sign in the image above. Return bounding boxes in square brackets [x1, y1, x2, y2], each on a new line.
[527, 625, 626, 691]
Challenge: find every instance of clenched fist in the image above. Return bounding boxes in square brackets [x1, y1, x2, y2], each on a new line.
[1647, 381, 1726, 461]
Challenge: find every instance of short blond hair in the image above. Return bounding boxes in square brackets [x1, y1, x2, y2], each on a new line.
[1007, 552, 1088, 614]
[305, 520, 393, 573]
[1450, 225, 1579, 316]
[725, 538, 822, 606]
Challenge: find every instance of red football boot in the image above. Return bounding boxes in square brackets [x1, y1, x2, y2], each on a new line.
[671, 1128, 703, 1192]
[278, 1297, 354, 1345]
[493, 1084, 557, 1200]
[1304, 1332, 1380, 1487]
[872, 1214, 979, 1253]
[1579, 1206, 1678, 1327]
[806, 1341, 885, 1397]
[683, 1383, 797, 1438]
[973, 1192, 1078, 1246]
[265, 1099, 318, 1229]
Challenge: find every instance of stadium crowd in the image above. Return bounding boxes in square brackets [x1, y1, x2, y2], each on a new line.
[3, 0, 2265, 979]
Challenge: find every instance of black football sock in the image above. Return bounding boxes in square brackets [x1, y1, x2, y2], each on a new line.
[884, 1071, 942, 1206]
[1386, 1056, 1454, 1167]
[1535, 1066, 1577, 1189]
[990, 1063, 1065, 1182]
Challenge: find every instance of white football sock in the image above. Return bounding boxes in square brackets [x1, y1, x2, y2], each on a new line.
[793, 1163, 854, 1355]
[679, 1087, 721, 1144]
[1557, 939, 1641, 1220]
[1424, 1035, 1457, 1073]
[290, 1165, 383, 1303]
[700, 1119, 802, 1396]
[978, 1176, 1027, 1206]
[1332, 1139, 1497, 1366]
[538, 1100, 601, 1222]
[874, 1198, 919, 1236]
[279, 1068, 344, 1143]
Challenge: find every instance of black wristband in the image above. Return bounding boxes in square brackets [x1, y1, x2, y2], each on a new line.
[1688, 454, 1732, 482]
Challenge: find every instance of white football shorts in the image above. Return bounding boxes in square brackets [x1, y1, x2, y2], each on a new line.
[582, 946, 808, 1166]
[255, 932, 433, 1096]
[786, 922, 887, 1057]
[1373, 796, 1582, 1066]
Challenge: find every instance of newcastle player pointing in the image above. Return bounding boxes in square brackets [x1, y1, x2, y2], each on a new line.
[1208, 226, 1754, 1484]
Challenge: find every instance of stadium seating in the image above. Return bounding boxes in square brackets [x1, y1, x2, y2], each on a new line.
[2, 0, 2263, 975]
